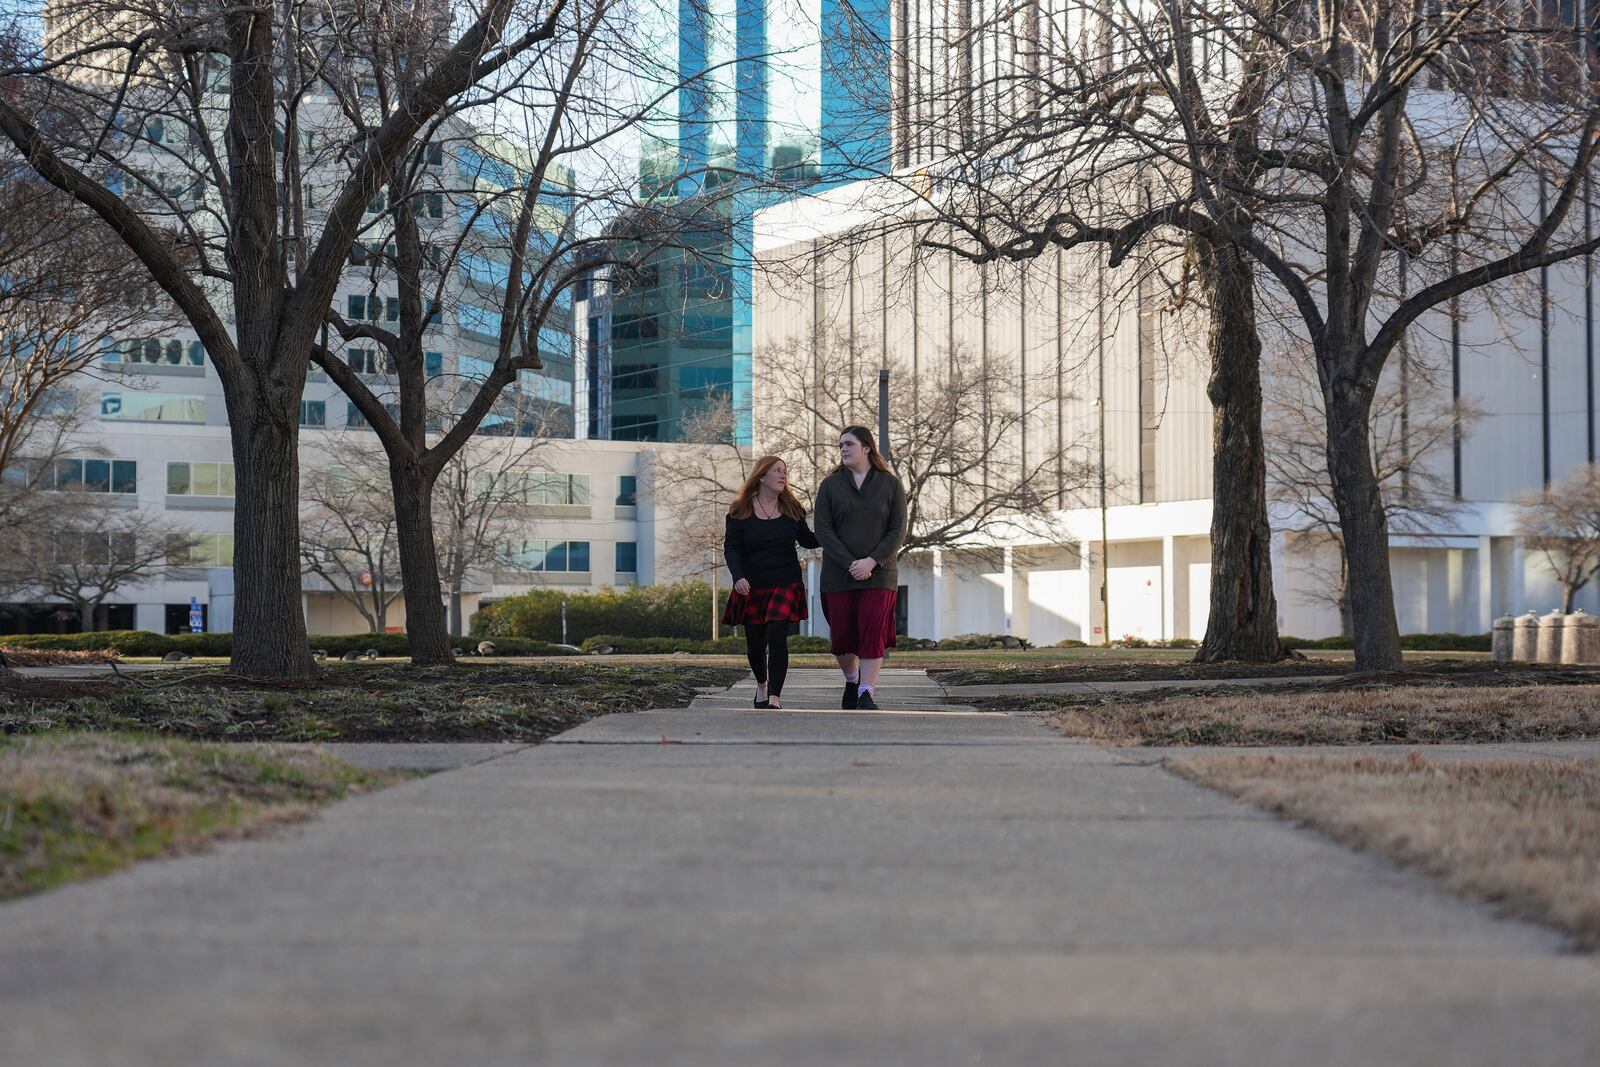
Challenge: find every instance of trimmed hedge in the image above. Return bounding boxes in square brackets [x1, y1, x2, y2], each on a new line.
[478, 581, 732, 643]
[0, 630, 577, 658]
[580, 633, 832, 655]
[932, 634, 1034, 650]
[1279, 632, 1492, 652]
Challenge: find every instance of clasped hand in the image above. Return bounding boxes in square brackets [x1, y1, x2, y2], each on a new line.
[848, 558, 876, 581]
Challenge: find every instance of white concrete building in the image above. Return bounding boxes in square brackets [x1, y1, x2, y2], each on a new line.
[6, 410, 696, 635]
[754, 186, 1598, 645]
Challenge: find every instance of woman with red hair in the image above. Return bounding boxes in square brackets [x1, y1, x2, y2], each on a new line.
[722, 456, 820, 708]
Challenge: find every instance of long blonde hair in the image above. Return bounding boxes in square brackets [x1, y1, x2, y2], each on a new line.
[835, 425, 896, 476]
[729, 455, 805, 520]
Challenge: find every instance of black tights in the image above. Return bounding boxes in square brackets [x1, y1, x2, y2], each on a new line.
[744, 622, 791, 697]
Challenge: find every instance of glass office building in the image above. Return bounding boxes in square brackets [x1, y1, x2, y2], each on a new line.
[582, 0, 890, 444]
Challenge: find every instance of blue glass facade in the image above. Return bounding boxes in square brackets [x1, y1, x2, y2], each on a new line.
[605, 0, 890, 444]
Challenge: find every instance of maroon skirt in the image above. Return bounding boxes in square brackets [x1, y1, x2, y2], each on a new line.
[723, 582, 810, 626]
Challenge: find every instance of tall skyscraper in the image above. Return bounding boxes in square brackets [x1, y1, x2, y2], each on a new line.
[580, 0, 890, 444]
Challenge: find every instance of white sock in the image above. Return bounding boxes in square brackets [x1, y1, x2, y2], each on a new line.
[859, 684, 875, 696]
[844, 671, 859, 684]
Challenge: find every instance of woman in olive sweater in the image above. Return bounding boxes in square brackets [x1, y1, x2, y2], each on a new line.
[722, 455, 821, 708]
[813, 426, 908, 710]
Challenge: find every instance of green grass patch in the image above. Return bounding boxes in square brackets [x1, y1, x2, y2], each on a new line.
[0, 733, 404, 898]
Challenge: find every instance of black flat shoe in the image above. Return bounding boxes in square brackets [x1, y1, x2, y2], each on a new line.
[841, 681, 859, 709]
[754, 696, 771, 709]
[856, 690, 878, 710]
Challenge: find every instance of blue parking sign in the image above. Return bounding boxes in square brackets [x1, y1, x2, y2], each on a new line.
[188, 596, 203, 634]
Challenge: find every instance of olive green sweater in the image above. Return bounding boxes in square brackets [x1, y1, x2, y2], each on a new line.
[812, 466, 909, 593]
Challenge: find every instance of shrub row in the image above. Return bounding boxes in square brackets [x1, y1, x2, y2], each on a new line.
[0, 630, 576, 658]
[1279, 632, 1492, 652]
[476, 581, 733, 644]
[579, 633, 832, 655]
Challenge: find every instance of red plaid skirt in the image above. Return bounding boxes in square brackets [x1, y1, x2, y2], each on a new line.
[723, 581, 810, 626]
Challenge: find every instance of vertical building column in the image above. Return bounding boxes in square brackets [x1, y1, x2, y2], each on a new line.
[1081, 539, 1097, 643]
[1478, 535, 1494, 632]
[1012, 551, 1031, 642]
[1161, 535, 1177, 641]
[1270, 529, 1288, 633]
[807, 557, 822, 638]
[1511, 537, 1527, 615]
[135, 603, 164, 635]
[930, 549, 945, 641]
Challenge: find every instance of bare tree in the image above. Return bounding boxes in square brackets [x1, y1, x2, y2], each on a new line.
[16, 500, 198, 631]
[299, 461, 403, 634]
[647, 395, 752, 627]
[0, 157, 162, 658]
[850, 2, 1600, 670]
[757, 328, 1095, 563]
[816, 0, 1300, 660]
[433, 414, 554, 636]
[300, 4, 766, 664]
[0, 0, 617, 676]
[1267, 340, 1478, 633]
[1516, 464, 1600, 613]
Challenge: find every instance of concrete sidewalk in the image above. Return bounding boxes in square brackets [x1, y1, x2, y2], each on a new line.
[3, 670, 1598, 1065]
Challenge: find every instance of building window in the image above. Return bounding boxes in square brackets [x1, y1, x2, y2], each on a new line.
[611, 315, 658, 340]
[615, 541, 637, 574]
[49, 458, 137, 494]
[101, 393, 205, 423]
[495, 471, 590, 506]
[108, 338, 205, 366]
[347, 348, 387, 375]
[347, 401, 400, 428]
[616, 475, 637, 507]
[167, 461, 235, 497]
[612, 414, 657, 441]
[300, 400, 327, 427]
[169, 532, 235, 566]
[425, 352, 443, 378]
[613, 364, 659, 390]
[412, 193, 444, 219]
[509, 539, 591, 572]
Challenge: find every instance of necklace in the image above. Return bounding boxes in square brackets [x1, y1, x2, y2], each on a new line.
[754, 496, 779, 519]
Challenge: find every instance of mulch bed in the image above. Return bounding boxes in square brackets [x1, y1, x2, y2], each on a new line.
[0, 662, 746, 744]
[936, 657, 1600, 687]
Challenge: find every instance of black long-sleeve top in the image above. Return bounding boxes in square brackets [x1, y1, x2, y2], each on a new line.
[723, 511, 821, 590]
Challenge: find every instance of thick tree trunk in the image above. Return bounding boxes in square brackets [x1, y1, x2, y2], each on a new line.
[229, 393, 316, 678]
[1323, 377, 1404, 671]
[1193, 241, 1284, 663]
[392, 463, 453, 665]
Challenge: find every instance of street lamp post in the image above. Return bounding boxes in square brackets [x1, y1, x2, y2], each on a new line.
[878, 368, 891, 460]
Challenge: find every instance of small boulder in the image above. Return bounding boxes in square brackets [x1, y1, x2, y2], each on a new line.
[340, 651, 362, 662]
[589, 644, 615, 656]
[1000, 635, 1023, 649]
[162, 651, 190, 662]
[476, 640, 496, 656]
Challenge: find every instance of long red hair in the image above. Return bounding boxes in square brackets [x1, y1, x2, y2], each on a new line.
[729, 455, 805, 520]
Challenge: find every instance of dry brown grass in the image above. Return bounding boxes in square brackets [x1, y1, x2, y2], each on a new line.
[0, 733, 403, 897]
[0, 646, 118, 667]
[1039, 684, 1600, 746]
[1174, 752, 1600, 949]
